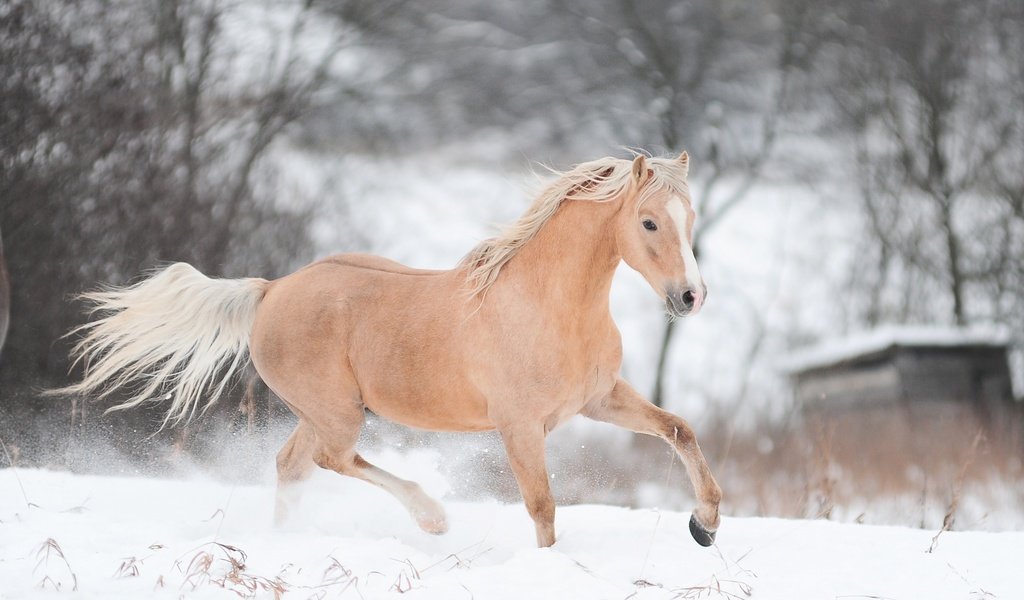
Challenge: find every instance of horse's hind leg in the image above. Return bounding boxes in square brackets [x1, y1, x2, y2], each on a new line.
[295, 398, 447, 534]
[582, 378, 722, 547]
[274, 419, 317, 525]
[311, 445, 448, 534]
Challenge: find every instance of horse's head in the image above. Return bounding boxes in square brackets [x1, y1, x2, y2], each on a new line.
[615, 152, 706, 318]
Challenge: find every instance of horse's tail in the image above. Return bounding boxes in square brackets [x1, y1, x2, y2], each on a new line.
[54, 262, 269, 427]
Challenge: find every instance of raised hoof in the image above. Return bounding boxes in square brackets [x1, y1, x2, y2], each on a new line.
[689, 514, 716, 547]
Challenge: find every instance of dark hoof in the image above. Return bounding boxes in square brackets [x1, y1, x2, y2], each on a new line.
[689, 514, 716, 547]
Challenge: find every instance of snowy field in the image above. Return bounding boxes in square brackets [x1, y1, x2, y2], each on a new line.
[2, 467, 1021, 600]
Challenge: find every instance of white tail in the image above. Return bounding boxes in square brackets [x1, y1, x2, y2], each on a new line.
[57, 263, 268, 426]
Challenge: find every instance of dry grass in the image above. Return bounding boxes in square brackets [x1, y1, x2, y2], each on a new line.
[1, 435, 37, 510]
[176, 542, 287, 598]
[669, 576, 753, 600]
[928, 429, 985, 552]
[35, 537, 78, 591]
[114, 556, 142, 578]
[114, 543, 166, 579]
[686, 401, 1024, 528]
[316, 558, 360, 597]
[164, 543, 441, 598]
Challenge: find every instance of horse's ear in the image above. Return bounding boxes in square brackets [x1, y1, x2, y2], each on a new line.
[678, 151, 690, 177]
[632, 155, 649, 185]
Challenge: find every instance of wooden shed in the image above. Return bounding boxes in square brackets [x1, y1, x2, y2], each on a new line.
[779, 327, 1021, 503]
[780, 327, 1015, 419]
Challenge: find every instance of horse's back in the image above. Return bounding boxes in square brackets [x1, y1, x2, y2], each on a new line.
[315, 253, 447, 276]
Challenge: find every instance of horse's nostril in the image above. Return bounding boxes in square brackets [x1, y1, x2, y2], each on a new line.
[681, 290, 695, 309]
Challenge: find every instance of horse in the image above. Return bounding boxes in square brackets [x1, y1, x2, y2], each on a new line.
[58, 151, 722, 548]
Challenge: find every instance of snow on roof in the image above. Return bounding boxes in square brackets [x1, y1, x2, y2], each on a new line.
[778, 325, 1011, 374]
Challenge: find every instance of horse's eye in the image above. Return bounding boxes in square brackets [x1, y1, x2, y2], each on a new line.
[642, 219, 658, 231]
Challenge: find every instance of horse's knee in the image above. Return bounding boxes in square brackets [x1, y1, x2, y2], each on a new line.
[660, 417, 696, 447]
[312, 447, 353, 475]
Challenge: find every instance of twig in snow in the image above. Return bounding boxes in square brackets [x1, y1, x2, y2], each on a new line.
[670, 575, 752, 599]
[0, 435, 36, 509]
[946, 561, 998, 599]
[928, 429, 984, 553]
[115, 556, 142, 578]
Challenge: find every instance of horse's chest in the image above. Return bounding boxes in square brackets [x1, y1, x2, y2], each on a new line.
[534, 337, 621, 427]
[533, 363, 615, 432]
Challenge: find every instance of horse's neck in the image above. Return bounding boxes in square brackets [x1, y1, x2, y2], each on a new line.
[500, 199, 620, 314]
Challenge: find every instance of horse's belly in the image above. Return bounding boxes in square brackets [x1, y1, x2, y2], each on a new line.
[360, 377, 494, 432]
[350, 334, 493, 431]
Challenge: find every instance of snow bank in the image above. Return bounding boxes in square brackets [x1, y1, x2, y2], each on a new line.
[2, 468, 1020, 599]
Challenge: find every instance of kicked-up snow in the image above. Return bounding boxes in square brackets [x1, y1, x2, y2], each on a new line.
[1, 467, 1020, 599]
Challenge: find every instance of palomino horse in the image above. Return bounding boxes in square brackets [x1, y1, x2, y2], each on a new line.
[60, 152, 722, 548]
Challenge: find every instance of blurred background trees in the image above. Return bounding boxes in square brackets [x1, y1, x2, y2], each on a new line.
[0, 0, 360, 459]
[1, 0, 324, 388]
[816, 0, 1022, 330]
[0, 0, 1021, 513]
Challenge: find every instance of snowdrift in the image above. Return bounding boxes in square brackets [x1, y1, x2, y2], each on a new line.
[1, 468, 1019, 599]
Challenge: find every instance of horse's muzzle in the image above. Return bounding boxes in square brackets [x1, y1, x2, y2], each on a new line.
[665, 285, 706, 318]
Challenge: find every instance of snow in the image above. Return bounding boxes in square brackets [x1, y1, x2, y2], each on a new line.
[778, 324, 1012, 374]
[2, 467, 1022, 599]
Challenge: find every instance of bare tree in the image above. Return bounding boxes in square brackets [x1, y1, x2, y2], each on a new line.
[819, 0, 1020, 332]
[0, 0, 357, 455]
[985, 0, 1024, 328]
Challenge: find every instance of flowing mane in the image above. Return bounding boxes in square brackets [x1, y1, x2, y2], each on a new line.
[460, 155, 691, 296]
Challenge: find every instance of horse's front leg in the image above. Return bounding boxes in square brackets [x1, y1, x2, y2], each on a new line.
[582, 378, 722, 546]
[498, 422, 556, 547]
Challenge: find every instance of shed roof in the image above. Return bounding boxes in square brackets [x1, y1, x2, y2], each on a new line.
[779, 325, 1010, 374]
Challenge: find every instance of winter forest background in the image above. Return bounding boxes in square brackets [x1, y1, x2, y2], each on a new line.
[2, 0, 1024, 530]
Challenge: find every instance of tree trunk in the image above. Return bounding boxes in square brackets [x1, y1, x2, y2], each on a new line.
[939, 198, 967, 325]
[651, 319, 675, 408]
[0, 225, 9, 358]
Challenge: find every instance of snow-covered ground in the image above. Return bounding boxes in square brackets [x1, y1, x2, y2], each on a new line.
[2, 467, 1020, 599]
